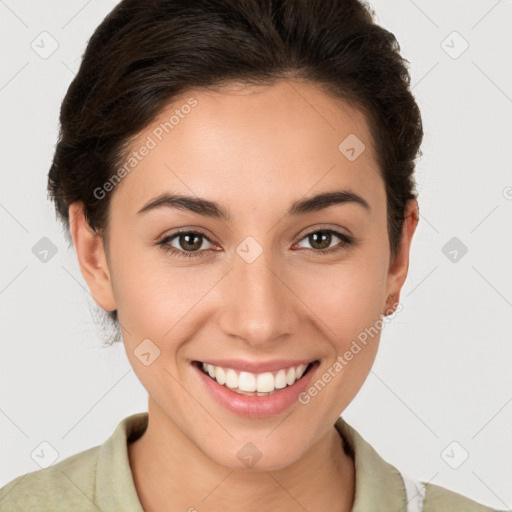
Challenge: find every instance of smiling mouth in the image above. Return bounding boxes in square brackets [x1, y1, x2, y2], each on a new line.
[193, 360, 318, 396]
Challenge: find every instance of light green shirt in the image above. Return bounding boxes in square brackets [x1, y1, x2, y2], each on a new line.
[0, 412, 497, 511]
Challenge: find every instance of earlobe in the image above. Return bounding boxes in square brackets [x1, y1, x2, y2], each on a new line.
[383, 199, 419, 314]
[68, 202, 117, 312]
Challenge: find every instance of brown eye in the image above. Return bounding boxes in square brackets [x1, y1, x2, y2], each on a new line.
[159, 230, 215, 259]
[177, 232, 204, 252]
[295, 229, 353, 255]
[308, 231, 333, 250]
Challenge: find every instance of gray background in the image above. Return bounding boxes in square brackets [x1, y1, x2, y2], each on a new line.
[1, 0, 511, 509]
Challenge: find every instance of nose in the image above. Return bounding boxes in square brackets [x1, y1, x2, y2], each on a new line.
[217, 245, 297, 347]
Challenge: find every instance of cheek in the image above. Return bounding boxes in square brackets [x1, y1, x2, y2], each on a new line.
[299, 258, 387, 344]
[109, 237, 193, 327]
[291, 244, 389, 405]
[110, 245, 220, 364]
[294, 266, 386, 420]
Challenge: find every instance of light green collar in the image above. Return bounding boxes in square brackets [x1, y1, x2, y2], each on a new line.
[335, 415, 407, 511]
[95, 412, 407, 511]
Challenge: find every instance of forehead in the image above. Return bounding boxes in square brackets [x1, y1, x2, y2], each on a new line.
[110, 79, 384, 219]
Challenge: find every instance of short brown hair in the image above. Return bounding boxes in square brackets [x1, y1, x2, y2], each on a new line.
[48, 0, 423, 337]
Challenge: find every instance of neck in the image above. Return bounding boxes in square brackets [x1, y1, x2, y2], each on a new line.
[128, 400, 355, 512]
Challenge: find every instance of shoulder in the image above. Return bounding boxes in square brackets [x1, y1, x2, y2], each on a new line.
[423, 481, 501, 512]
[0, 412, 148, 512]
[0, 445, 100, 512]
[335, 416, 499, 512]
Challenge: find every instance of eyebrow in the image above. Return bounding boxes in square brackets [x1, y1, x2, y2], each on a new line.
[136, 190, 370, 220]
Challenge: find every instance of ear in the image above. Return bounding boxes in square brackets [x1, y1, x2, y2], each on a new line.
[68, 202, 117, 312]
[383, 199, 419, 313]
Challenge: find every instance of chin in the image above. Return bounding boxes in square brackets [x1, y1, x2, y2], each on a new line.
[201, 436, 306, 472]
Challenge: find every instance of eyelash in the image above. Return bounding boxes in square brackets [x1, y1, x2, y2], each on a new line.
[157, 228, 354, 259]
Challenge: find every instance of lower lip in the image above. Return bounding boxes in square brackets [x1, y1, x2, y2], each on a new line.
[192, 361, 319, 418]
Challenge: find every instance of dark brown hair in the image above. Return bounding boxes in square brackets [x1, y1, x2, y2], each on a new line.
[48, 0, 423, 341]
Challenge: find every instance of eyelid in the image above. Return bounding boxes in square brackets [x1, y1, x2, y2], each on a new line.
[158, 224, 355, 258]
[158, 226, 216, 244]
[159, 228, 217, 249]
[292, 227, 353, 255]
[293, 223, 352, 242]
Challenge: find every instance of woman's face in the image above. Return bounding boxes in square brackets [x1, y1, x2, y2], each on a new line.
[72, 79, 417, 470]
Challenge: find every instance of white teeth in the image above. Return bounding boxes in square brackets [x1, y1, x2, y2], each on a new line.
[215, 366, 226, 385]
[286, 367, 296, 386]
[274, 369, 287, 389]
[256, 372, 274, 393]
[296, 364, 307, 379]
[200, 362, 311, 394]
[238, 371, 256, 392]
[225, 368, 238, 389]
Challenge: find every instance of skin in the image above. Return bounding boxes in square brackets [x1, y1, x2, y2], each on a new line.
[69, 79, 419, 512]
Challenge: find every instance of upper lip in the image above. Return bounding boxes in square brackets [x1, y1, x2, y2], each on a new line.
[194, 358, 317, 374]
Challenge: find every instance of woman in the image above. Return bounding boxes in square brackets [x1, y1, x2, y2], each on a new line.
[0, 0, 498, 510]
